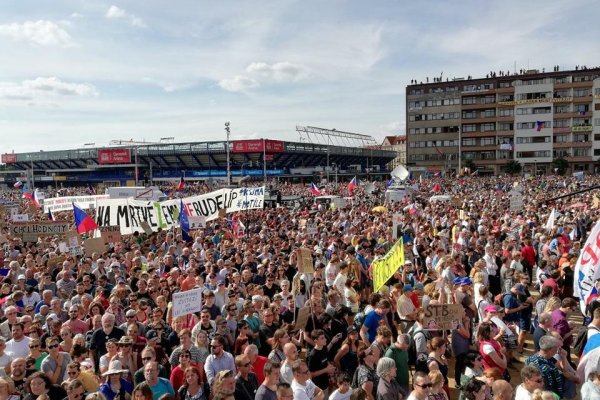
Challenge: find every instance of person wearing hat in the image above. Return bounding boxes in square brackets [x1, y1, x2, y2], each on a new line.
[99, 360, 133, 400]
[396, 285, 418, 333]
[376, 357, 405, 400]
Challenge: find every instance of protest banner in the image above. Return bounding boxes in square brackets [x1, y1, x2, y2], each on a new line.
[83, 238, 106, 256]
[373, 239, 405, 293]
[43, 195, 110, 213]
[422, 304, 465, 330]
[297, 247, 314, 274]
[140, 221, 154, 235]
[10, 221, 70, 241]
[99, 226, 122, 244]
[306, 224, 318, 236]
[294, 306, 311, 331]
[172, 288, 203, 318]
[69, 246, 83, 257]
[0, 235, 7, 244]
[509, 190, 523, 211]
[96, 186, 265, 235]
[575, 218, 600, 313]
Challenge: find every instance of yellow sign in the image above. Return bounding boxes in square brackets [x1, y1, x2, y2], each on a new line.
[497, 97, 573, 106]
[373, 239, 405, 293]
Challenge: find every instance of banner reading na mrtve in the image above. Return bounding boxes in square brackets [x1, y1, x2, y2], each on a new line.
[574, 218, 600, 314]
[94, 186, 265, 235]
[373, 239, 405, 293]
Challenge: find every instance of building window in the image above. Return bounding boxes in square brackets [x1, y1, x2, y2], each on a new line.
[498, 81, 512, 88]
[498, 108, 513, 117]
[481, 137, 495, 146]
[554, 105, 569, 113]
[574, 89, 591, 97]
[462, 138, 476, 146]
[555, 135, 569, 143]
[498, 94, 514, 102]
[574, 134, 589, 142]
[481, 96, 496, 104]
[462, 111, 477, 119]
[480, 123, 495, 132]
[498, 123, 514, 131]
[553, 119, 570, 128]
[554, 89, 570, 98]
[481, 109, 495, 118]
[462, 96, 477, 105]
[462, 124, 477, 132]
[594, 118, 600, 126]
[574, 148, 589, 157]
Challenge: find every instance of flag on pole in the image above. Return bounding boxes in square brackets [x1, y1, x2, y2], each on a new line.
[73, 203, 98, 234]
[177, 176, 185, 192]
[47, 210, 54, 221]
[347, 176, 358, 195]
[309, 183, 321, 196]
[13, 181, 23, 189]
[432, 183, 441, 193]
[179, 199, 192, 243]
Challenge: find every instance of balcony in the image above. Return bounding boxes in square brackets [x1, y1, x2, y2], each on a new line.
[573, 95, 594, 103]
[495, 86, 514, 94]
[462, 116, 498, 124]
[565, 156, 592, 162]
[496, 130, 514, 137]
[495, 115, 514, 122]
[461, 131, 497, 138]
[461, 102, 497, 110]
[553, 142, 572, 148]
[572, 81, 594, 88]
[461, 144, 498, 152]
[553, 127, 571, 134]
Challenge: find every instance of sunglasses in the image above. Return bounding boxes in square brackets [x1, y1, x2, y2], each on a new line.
[29, 344, 40, 349]
[47, 344, 59, 349]
[416, 383, 433, 389]
[142, 357, 153, 362]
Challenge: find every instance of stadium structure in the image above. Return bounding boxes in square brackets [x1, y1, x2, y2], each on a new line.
[0, 126, 396, 187]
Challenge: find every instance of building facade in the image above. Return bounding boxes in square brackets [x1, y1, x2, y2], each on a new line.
[381, 135, 407, 169]
[406, 67, 600, 175]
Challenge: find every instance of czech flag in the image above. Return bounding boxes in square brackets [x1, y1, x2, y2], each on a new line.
[13, 181, 23, 189]
[309, 183, 321, 196]
[347, 176, 358, 195]
[177, 176, 185, 192]
[432, 183, 441, 193]
[73, 203, 98, 234]
[22, 186, 39, 208]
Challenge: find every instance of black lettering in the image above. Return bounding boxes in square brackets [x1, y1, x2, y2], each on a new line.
[116, 206, 129, 227]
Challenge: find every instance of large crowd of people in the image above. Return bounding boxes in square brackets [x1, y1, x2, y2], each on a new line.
[0, 173, 598, 400]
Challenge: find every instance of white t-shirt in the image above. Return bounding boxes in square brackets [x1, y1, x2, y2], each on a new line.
[0, 353, 11, 377]
[292, 379, 318, 400]
[514, 384, 533, 400]
[329, 389, 351, 400]
[325, 263, 338, 288]
[481, 343, 495, 355]
[5, 337, 31, 359]
[333, 274, 346, 295]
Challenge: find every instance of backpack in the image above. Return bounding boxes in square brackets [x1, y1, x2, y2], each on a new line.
[574, 326, 600, 357]
[494, 292, 511, 306]
[407, 329, 429, 373]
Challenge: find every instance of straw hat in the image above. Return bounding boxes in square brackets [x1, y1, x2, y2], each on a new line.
[102, 360, 129, 376]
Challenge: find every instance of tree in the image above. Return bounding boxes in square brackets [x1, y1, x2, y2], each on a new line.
[552, 157, 569, 175]
[503, 160, 522, 175]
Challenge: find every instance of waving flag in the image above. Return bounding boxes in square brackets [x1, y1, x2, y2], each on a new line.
[347, 176, 358, 195]
[432, 183, 441, 193]
[574, 218, 600, 313]
[73, 203, 98, 234]
[385, 178, 394, 188]
[309, 183, 321, 196]
[13, 181, 23, 189]
[22, 186, 39, 208]
[177, 176, 185, 192]
[179, 199, 192, 242]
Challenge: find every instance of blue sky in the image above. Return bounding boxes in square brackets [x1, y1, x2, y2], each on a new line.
[0, 0, 598, 153]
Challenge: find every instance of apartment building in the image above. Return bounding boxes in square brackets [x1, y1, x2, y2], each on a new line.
[406, 67, 600, 175]
[381, 135, 407, 169]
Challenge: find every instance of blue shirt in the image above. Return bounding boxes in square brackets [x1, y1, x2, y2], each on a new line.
[363, 310, 384, 343]
[99, 379, 133, 400]
[150, 378, 175, 400]
[502, 293, 520, 322]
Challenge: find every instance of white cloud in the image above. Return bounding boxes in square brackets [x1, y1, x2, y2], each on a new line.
[105, 5, 146, 27]
[218, 75, 259, 93]
[219, 62, 308, 92]
[0, 20, 74, 47]
[0, 77, 98, 100]
[245, 62, 309, 83]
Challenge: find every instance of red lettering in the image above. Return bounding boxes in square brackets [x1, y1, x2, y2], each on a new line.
[581, 244, 599, 266]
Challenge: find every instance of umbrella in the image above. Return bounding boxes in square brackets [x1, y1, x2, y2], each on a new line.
[372, 206, 387, 213]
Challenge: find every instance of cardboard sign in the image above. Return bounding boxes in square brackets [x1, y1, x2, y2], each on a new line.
[83, 237, 106, 256]
[12, 214, 29, 222]
[422, 304, 465, 330]
[296, 247, 314, 274]
[47, 255, 67, 268]
[58, 242, 68, 253]
[140, 221, 154, 235]
[392, 213, 402, 240]
[100, 226, 122, 244]
[594, 196, 599, 209]
[306, 224, 318, 236]
[299, 219, 307, 228]
[172, 288, 203, 317]
[294, 306, 311, 331]
[69, 246, 83, 257]
[218, 208, 226, 219]
[509, 190, 523, 211]
[373, 239, 405, 293]
[188, 216, 206, 230]
[10, 222, 70, 241]
[66, 230, 81, 248]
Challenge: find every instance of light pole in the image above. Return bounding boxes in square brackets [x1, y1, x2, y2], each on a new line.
[263, 138, 267, 184]
[457, 127, 462, 176]
[225, 122, 231, 186]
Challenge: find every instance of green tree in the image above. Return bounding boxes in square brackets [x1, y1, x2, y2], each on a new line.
[503, 160, 522, 175]
[552, 157, 569, 175]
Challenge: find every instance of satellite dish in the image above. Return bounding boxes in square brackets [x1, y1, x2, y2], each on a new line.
[391, 165, 409, 181]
